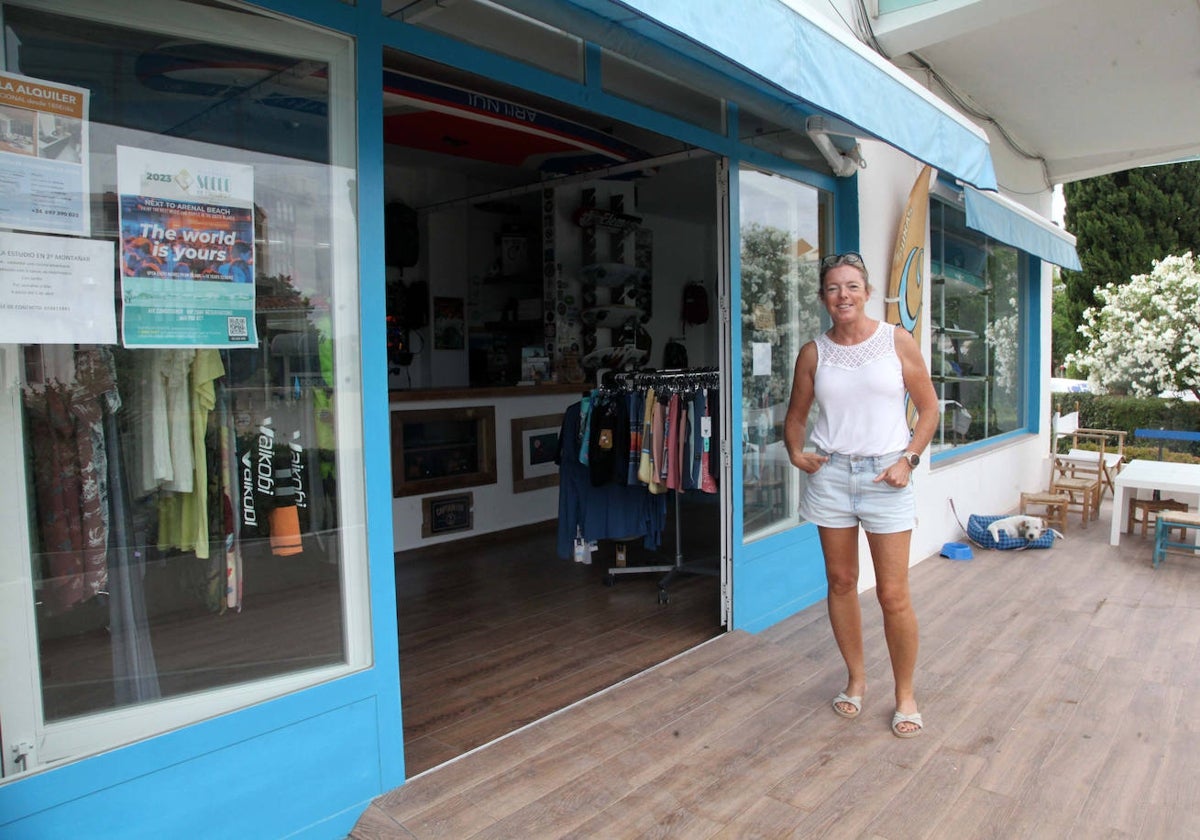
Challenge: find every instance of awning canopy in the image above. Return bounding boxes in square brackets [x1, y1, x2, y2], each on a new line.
[544, 0, 997, 190]
[963, 185, 1082, 271]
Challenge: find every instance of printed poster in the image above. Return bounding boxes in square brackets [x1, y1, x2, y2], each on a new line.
[0, 230, 116, 344]
[117, 146, 257, 348]
[0, 72, 90, 236]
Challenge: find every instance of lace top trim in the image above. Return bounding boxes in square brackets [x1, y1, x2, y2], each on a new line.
[815, 321, 895, 369]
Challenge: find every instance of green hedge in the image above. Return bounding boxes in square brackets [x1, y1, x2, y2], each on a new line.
[1051, 393, 1200, 460]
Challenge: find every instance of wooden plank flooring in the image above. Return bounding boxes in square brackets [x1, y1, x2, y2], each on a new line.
[397, 499, 724, 774]
[360, 499, 1200, 838]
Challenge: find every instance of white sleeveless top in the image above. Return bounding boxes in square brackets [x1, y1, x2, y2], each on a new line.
[810, 321, 911, 457]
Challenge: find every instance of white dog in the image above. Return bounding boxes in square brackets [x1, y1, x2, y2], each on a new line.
[987, 514, 1048, 543]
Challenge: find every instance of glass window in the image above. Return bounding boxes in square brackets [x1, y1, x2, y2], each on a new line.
[739, 168, 830, 542]
[0, 0, 366, 771]
[930, 197, 1026, 450]
[600, 50, 725, 134]
[383, 0, 584, 82]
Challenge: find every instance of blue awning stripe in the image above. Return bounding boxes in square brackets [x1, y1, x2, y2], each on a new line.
[570, 0, 997, 190]
[963, 186, 1082, 271]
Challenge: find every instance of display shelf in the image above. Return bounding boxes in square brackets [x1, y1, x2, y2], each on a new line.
[390, 405, 497, 497]
[483, 319, 542, 332]
[933, 325, 977, 339]
[932, 374, 989, 383]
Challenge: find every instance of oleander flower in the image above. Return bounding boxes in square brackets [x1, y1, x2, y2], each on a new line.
[1066, 252, 1200, 400]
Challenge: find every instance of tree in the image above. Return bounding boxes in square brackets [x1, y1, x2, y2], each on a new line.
[1060, 161, 1200, 359]
[739, 222, 820, 413]
[1065, 252, 1200, 400]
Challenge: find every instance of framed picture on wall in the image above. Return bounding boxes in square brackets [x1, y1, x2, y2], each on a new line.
[421, 492, 474, 538]
[511, 413, 562, 493]
[433, 296, 465, 349]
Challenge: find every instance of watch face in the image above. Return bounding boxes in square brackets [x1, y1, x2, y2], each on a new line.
[907, 452, 920, 467]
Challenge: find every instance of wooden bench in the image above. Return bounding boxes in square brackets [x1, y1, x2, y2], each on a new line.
[1152, 509, 1200, 569]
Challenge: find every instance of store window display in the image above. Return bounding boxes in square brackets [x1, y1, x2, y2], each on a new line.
[0, 0, 366, 774]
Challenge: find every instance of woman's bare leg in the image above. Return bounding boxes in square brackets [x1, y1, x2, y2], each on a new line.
[818, 525, 866, 712]
[865, 529, 920, 731]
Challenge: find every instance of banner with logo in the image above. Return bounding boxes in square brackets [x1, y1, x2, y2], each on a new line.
[0, 72, 91, 236]
[117, 146, 257, 347]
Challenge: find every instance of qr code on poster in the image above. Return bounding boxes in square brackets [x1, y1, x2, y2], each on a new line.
[227, 316, 249, 341]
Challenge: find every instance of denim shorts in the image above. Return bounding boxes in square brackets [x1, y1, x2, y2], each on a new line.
[799, 449, 915, 533]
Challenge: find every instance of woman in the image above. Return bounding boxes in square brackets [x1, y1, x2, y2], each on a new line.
[784, 252, 938, 738]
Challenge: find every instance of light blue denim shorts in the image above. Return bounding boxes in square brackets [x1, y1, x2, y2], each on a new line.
[799, 449, 915, 533]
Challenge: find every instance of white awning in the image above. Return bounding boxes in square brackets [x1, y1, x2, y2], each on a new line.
[542, 0, 997, 189]
[963, 186, 1082, 270]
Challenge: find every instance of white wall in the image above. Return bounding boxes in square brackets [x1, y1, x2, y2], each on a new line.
[391, 391, 576, 552]
[852, 141, 1057, 590]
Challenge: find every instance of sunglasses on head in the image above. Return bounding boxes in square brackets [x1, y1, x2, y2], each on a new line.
[819, 252, 865, 269]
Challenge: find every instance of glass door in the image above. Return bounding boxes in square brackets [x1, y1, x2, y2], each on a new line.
[737, 167, 832, 543]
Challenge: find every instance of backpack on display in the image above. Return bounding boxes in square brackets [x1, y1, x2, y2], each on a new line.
[681, 282, 709, 327]
[663, 339, 688, 369]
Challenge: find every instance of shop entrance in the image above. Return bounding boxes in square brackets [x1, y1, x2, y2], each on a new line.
[382, 54, 731, 774]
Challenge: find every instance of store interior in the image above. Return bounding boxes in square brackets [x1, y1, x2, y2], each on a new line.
[381, 52, 727, 772]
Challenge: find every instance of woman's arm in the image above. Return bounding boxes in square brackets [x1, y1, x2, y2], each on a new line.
[894, 327, 939, 457]
[784, 341, 827, 474]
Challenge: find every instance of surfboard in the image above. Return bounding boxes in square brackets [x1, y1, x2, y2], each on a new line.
[581, 304, 643, 326]
[885, 164, 932, 429]
[580, 344, 648, 370]
[580, 262, 647, 287]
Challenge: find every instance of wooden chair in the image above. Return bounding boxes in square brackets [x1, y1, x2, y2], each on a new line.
[1049, 427, 1105, 528]
[1128, 497, 1188, 539]
[1020, 491, 1069, 533]
[1050, 466, 1102, 526]
[1054, 410, 1126, 498]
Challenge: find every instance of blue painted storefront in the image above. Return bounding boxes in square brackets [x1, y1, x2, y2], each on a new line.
[0, 1, 1001, 836]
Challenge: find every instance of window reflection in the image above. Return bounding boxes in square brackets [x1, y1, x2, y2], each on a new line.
[7, 6, 353, 722]
[739, 169, 829, 541]
[930, 199, 1025, 449]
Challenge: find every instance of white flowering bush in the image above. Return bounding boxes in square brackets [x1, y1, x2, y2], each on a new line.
[985, 297, 1019, 393]
[1066, 252, 1200, 399]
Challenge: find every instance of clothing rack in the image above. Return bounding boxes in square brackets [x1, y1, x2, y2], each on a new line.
[600, 366, 718, 393]
[599, 367, 720, 604]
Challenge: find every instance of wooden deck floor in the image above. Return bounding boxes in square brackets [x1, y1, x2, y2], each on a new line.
[356, 501, 1200, 839]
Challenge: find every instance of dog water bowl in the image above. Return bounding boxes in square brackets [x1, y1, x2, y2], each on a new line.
[941, 541, 973, 560]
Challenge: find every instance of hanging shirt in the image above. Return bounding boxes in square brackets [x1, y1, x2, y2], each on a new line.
[637, 387, 656, 486]
[556, 401, 666, 559]
[158, 349, 225, 560]
[23, 347, 119, 614]
[625, 390, 644, 485]
[588, 392, 629, 487]
[702, 387, 719, 493]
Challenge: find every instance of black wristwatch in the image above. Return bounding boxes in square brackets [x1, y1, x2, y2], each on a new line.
[902, 451, 920, 468]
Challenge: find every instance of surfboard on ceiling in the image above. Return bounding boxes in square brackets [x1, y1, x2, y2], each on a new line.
[382, 71, 647, 175]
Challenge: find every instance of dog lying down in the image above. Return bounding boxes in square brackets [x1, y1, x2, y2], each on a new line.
[986, 514, 1064, 544]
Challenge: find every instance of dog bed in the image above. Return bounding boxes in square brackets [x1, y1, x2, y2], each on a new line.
[966, 513, 1056, 551]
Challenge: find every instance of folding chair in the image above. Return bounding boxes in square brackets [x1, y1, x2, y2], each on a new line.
[1054, 410, 1126, 498]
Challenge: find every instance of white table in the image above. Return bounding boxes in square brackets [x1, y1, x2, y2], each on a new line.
[1110, 459, 1200, 545]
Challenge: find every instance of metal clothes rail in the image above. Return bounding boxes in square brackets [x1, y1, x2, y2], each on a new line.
[598, 368, 720, 604]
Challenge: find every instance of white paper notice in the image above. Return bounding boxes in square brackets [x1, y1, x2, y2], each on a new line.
[0, 231, 116, 344]
[0, 72, 91, 236]
[752, 341, 772, 376]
